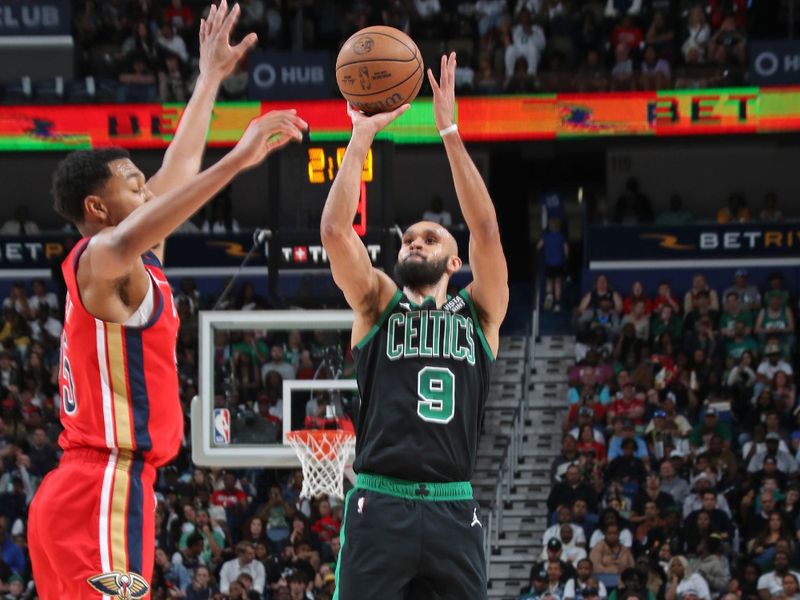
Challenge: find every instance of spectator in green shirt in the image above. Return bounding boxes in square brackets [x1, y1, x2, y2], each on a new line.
[232, 330, 269, 364]
[179, 509, 226, 566]
[652, 304, 683, 345]
[719, 292, 754, 339]
[725, 321, 758, 366]
[764, 272, 790, 309]
[689, 407, 732, 450]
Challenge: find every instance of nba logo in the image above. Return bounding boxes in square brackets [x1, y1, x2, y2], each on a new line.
[214, 408, 230, 445]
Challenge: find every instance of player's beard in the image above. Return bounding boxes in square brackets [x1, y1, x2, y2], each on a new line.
[394, 254, 450, 289]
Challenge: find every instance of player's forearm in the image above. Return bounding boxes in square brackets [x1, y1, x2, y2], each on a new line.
[115, 152, 245, 260]
[154, 74, 221, 185]
[442, 133, 499, 239]
[321, 130, 372, 235]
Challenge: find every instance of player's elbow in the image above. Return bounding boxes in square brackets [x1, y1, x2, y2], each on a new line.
[473, 219, 501, 244]
[320, 222, 347, 247]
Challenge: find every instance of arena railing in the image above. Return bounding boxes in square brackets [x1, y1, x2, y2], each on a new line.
[485, 237, 542, 579]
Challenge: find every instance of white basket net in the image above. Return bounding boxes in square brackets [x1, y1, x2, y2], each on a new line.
[286, 430, 356, 500]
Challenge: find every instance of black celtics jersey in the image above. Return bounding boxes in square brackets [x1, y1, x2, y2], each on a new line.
[351, 288, 494, 482]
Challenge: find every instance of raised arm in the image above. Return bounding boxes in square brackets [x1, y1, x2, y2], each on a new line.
[84, 111, 306, 282]
[146, 0, 257, 262]
[320, 104, 408, 343]
[428, 53, 508, 355]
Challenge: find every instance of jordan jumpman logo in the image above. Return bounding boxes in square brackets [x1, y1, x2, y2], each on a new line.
[471, 507, 482, 528]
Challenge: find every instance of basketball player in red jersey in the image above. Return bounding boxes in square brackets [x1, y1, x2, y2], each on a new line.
[26, 4, 307, 598]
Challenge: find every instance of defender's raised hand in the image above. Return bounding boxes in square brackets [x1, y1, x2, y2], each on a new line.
[231, 110, 308, 169]
[427, 52, 457, 132]
[199, 0, 258, 84]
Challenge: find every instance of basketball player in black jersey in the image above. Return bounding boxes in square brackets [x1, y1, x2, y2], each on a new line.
[320, 52, 508, 600]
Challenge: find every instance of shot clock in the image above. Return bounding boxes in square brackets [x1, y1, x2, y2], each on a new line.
[305, 146, 372, 235]
[266, 140, 395, 279]
[271, 140, 391, 237]
[307, 146, 373, 185]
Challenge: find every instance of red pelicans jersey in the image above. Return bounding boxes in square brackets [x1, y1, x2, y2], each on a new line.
[58, 238, 183, 467]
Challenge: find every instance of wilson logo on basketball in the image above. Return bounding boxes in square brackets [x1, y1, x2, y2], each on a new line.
[353, 37, 374, 55]
[351, 93, 403, 115]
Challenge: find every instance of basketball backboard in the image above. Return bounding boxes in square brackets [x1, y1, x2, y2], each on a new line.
[190, 309, 357, 468]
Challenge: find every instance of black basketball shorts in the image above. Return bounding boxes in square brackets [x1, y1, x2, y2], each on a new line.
[333, 472, 487, 600]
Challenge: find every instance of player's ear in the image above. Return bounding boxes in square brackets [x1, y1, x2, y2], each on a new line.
[447, 255, 462, 275]
[84, 195, 109, 222]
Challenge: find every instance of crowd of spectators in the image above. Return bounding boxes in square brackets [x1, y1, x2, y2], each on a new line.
[586, 179, 792, 227]
[0, 195, 244, 237]
[0, 274, 355, 599]
[520, 268, 800, 600]
[16, 0, 790, 103]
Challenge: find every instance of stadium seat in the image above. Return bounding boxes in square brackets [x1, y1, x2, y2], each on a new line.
[4, 76, 33, 103]
[65, 77, 97, 103]
[34, 78, 65, 103]
[94, 78, 122, 103]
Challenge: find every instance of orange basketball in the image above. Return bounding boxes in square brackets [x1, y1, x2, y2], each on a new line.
[336, 26, 423, 116]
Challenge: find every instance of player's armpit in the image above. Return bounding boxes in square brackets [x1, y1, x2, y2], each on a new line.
[76, 233, 152, 323]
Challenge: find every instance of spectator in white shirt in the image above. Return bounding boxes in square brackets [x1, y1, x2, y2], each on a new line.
[747, 433, 798, 474]
[28, 280, 58, 317]
[30, 307, 62, 344]
[757, 551, 800, 600]
[659, 460, 690, 505]
[589, 512, 633, 549]
[2, 283, 30, 318]
[681, 6, 710, 62]
[544, 506, 587, 549]
[219, 541, 266, 595]
[261, 345, 296, 384]
[756, 344, 793, 390]
[682, 474, 731, 518]
[666, 556, 711, 600]
[475, 0, 508, 38]
[742, 425, 790, 459]
[515, 0, 541, 15]
[156, 22, 188, 63]
[722, 269, 761, 312]
[541, 524, 587, 564]
[564, 558, 608, 600]
[503, 9, 546, 77]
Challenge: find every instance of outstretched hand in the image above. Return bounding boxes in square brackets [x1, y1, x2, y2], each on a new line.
[232, 110, 308, 169]
[427, 52, 457, 131]
[199, 0, 258, 84]
[348, 102, 410, 139]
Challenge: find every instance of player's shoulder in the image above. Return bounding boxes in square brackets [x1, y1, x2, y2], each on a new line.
[370, 273, 402, 316]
